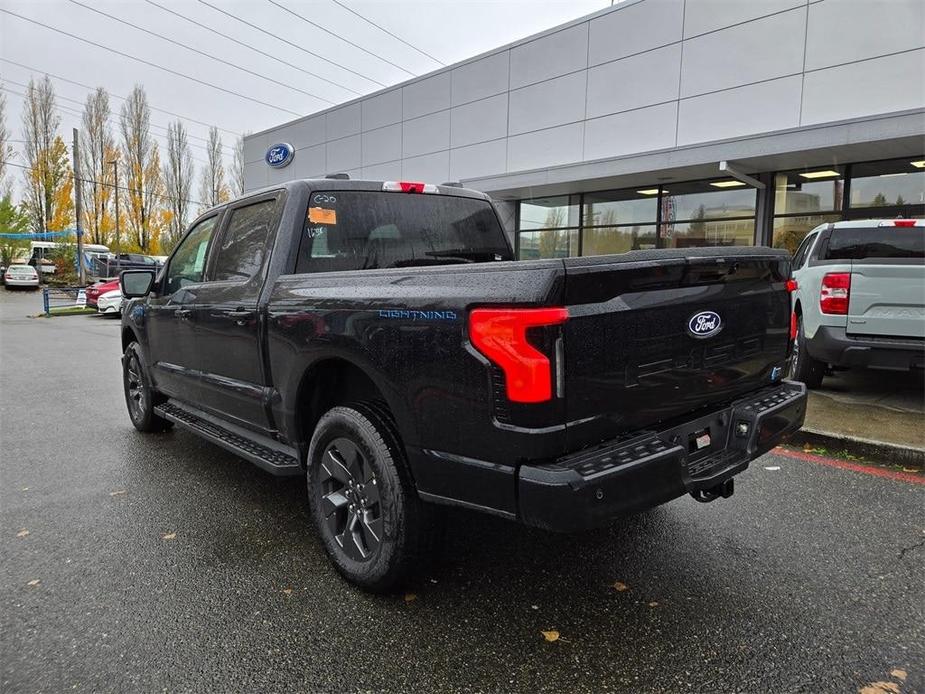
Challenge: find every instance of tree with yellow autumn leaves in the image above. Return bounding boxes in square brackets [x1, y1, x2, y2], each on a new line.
[2, 76, 244, 256]
[120, 85, 169, 254]
[20, 76, 73, 235]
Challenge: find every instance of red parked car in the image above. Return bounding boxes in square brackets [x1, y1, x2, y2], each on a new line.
[85, 278, 119, 309]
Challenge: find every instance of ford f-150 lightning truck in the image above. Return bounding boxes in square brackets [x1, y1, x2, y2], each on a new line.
[119, 178, 807, 591]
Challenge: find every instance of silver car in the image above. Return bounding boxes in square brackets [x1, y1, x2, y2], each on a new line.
[788, 219, 924, 387]
[3, 264, 40, 289]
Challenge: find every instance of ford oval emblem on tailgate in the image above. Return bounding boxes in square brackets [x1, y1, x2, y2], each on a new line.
[688, 310, 722, 339]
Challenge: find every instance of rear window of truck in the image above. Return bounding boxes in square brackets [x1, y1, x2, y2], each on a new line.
[295, 191, 510, 274]
[825, 226, 924, 260]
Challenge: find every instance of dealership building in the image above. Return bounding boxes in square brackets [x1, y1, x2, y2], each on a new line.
[243, 0, 925, 257]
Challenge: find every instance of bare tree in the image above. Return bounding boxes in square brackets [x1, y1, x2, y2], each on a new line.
[120, 85, 162, 252]
[80, 87, 117, 245]
[198, 126, 229, 212]
[0, 85, 14, 197]
[162, 119, 194, 251]
[231, 134, 246, 197]
[21, 76, 72, 234]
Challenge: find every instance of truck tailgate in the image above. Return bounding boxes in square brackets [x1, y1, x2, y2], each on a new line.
[561, 249, 792, 448]
[846, 264, 925, 338]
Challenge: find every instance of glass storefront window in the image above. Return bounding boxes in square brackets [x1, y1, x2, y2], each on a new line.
[583, 190, 657, 228]
[517, 229, 578, 260]
[662, 180, 757, 222]
[517, 196, 580, 231]
[774, 171, 844, 214]
[582, 225, 657, 256]
[660, 219, 755, 249]
[849, 158, 925, 209]
[771, 214, 840, 255]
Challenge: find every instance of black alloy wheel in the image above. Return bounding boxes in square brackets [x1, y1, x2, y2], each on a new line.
[788, 314, 825, 388]
[125, 350, 147, 422]
[307, 403, 440, 592]
[122, 342, 171, 433]
[318, 437, 383, 561]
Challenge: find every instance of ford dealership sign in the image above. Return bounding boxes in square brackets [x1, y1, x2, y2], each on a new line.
[266, 143, 294, 168]
[687, 310, 722, 339]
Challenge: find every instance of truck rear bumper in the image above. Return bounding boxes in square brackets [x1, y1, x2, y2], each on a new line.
[517, 381, 807, 532]
[807, 326, 925, 371]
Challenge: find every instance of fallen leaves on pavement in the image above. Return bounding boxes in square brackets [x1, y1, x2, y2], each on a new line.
[891, 670, 907, 682]
[404, 593, 417, 603]
[859, 683, 900, 694]
[648, 601, 659, 607]
[26, 580, 40, 587]
[109, 490, 127, 497]
[16, 529, 29, 538]
[612, 581, 628, 592]
[540, 630, 560, 642]
[162, 532, 177, 541]
[282, 588, 293, 596]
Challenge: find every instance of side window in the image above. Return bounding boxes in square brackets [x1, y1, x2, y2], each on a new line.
[165, 216, 218, 295]
[792, 232, 816, 269]
[211, 199, 278, 282]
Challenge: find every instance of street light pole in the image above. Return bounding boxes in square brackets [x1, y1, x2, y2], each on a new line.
[72, 128, 86, 286]
[110, 160, 121, 261]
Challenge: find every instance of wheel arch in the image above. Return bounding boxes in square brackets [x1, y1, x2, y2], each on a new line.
[121, 325, 140, 352]
[291, 356, 414, 465]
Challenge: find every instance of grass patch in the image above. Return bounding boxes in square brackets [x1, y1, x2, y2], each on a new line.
[781, 443, 923, 473]
[45, 306, 97, 316]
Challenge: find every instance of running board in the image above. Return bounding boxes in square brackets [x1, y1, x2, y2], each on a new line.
[155, 401, 302, 477]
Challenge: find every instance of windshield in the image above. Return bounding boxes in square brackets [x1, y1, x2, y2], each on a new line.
[295, 191, 511, 274]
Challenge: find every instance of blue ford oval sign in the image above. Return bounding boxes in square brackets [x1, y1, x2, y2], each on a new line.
[266, 143, 294, 169]
[688, 310, 722, 339]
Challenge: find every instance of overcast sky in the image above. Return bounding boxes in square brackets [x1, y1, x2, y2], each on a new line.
[1, 0, 612, 182]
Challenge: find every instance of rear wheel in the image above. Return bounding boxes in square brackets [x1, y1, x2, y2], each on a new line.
[123, 342, 172, 432]
[789, 314, 825, 388]
[307, 403, 436, 593]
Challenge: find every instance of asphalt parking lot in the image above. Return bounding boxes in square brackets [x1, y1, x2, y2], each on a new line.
[1, 288, 922, 694]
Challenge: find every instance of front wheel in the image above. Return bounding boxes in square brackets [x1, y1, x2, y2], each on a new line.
[788, 314, 825, 388]
[123, 342, 171, 432]
[307, 403, 437, 593]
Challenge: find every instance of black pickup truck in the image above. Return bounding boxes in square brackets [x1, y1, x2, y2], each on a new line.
[119, 178, 807, 591]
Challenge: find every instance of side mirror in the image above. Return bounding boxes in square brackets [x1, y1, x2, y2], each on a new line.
[120, 269, 156, 298]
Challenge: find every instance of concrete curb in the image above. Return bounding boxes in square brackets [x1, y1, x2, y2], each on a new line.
[785, 427, 925, 469]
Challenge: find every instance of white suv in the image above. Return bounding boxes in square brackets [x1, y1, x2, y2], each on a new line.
[788, 219, 924, 388]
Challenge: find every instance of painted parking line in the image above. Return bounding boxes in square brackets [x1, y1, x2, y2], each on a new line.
[773, 447, 924, 485]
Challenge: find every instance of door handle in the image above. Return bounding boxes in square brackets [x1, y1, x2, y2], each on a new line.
[175, 308, 192, 320]
[225, 307, 256, 326]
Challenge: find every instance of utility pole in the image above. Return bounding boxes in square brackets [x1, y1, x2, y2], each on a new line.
[72, 128, 86, 286]
[110, 159, 121, 261]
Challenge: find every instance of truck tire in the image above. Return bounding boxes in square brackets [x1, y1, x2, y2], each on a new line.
[307, 403, 436, 593]
[122, 341, 172, 433]
[789, 314, 825, 389]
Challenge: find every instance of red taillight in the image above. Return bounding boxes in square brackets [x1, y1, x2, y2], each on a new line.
[469, 307, 568, 403]
[790, 311, 798, 340]
[786, 279, 798, 292]
[820, 272, 851, 315]
[892, 219, 917, 227]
